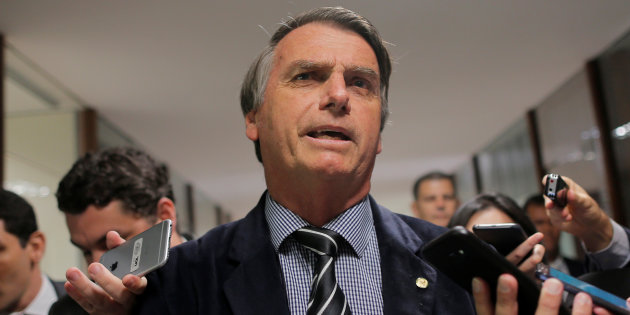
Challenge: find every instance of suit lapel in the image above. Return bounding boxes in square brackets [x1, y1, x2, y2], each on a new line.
[223, 193, 290, 315]
[49, 277, 67, 298]
[370, 197, 439, 315]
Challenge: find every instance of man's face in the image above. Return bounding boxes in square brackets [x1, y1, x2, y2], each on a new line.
[65, 200, 154, 264]
[246, 23, 383, 181]
[0, 221, 35, 312]
[526, 203, 560, 255]
[412, 179, 458, 226]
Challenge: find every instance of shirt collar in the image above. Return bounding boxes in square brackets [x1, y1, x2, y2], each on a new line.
[10, 271, 58, 315]
[264, 192, 374, 258]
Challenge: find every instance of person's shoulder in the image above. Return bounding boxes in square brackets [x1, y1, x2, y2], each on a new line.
[396, 211, 448, 238]
[47, 276, 66, 298]
[137, 202, 267, 314]
[370, 198, 447, 241]
[49, 294, 88, 315]
[143, 218, 247, 296]
[171, 218, 244, 261]
[563, 256, 588, 277]
[171, 193, 268, 260]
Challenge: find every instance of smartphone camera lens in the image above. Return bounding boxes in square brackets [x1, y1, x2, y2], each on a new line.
[449, 249, 465, 258]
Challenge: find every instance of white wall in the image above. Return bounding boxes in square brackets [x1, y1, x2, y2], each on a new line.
[5, 111, 82, 279]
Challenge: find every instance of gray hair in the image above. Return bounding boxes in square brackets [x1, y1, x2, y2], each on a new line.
[240, 7, 392, 162]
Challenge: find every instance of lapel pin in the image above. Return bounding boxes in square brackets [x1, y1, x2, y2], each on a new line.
[416, 277, 429, 289]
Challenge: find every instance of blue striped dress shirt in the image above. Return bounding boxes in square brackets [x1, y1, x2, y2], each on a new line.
[265, 193, 384, 315]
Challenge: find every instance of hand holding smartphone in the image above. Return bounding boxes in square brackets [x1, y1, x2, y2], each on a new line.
[421, 226, 566, 314]
[536, 264, 630, 314]
[472, 223, 528, 257]
[99, 219, 172, 279]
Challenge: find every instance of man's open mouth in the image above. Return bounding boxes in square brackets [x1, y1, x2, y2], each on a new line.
[307, 130, 351, 141]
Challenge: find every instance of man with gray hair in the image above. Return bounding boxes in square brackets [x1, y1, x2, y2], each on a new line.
[65, 7, 594, 314]
[138, 7, 472, 313]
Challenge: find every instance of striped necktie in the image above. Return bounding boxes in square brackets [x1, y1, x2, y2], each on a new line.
[293, 227, 351, 315]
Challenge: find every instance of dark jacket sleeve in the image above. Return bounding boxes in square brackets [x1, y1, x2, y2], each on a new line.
[49, 295, 88, 315]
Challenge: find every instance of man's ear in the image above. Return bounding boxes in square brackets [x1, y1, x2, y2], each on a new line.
[245, 110, 259, 141]
[410, 200, 421, 218]
[26, 231, 46, 265]
[156, 197, 177, 228]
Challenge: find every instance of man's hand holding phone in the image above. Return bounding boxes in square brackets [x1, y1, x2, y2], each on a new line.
[64, 231, 147, 315]
[473, 275, 616, 315]
[542, 174, 613, 252]
[506, 232, 545, 275]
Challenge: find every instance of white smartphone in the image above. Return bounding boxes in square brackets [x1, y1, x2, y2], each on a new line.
[99, 219, 172, 279]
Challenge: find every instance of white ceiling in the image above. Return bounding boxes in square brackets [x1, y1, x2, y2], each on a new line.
[2, 1, 630, 219]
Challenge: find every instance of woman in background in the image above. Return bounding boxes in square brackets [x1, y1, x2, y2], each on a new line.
[448, 192, 538, 236]
[448, 192, 544, 272]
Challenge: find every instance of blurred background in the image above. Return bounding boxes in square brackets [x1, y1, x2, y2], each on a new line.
[1, 0, 630, 278]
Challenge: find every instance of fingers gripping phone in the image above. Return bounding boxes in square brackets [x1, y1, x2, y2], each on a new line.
[99, 219, 172, 279]
[421, 226, 568, 314]
[536, 264, 630, 314]
[545, 174, 568, 208]
[473, 223, 528, 257]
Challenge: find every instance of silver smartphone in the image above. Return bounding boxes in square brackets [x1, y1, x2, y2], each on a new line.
[99, 219, 172, 279]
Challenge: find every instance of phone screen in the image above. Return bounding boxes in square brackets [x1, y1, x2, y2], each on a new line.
[536, 264, 630, 314]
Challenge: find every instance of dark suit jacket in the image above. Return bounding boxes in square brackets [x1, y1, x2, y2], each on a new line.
[48, 277, 87, 315]
[50, 278, 66, 299]
[135, 193, 474, 314]
[48, 294, 88, 315]
[563, 257, 587, 277]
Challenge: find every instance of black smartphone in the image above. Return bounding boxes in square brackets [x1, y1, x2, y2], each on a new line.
[99, 220, 172, 279]
[473, 223, 528, 257]
[422, 226, 569, 315]
[536, 264, 630, 314]
[545, 174, 568, 208]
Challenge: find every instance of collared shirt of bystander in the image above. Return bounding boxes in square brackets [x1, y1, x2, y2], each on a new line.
[10, 272, 58, 315]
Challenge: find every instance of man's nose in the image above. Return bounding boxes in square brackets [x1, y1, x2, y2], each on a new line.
[320, 74, 350, 113]
[436, 197, 446, 209]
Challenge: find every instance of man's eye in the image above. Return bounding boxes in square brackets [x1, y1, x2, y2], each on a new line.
[295, 73, 311, 80]
[352, 79, 366, 88]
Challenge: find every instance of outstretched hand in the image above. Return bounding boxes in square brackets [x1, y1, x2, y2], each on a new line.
[64, 231, 147, 315]
[472, 275, 615, 314]
[541, 175, 613, 252]
[505, 232, 545, 275]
